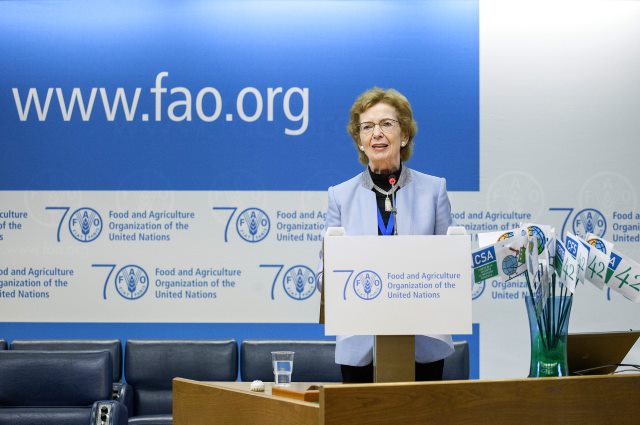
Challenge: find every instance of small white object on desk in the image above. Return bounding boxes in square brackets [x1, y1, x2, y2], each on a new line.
[446, 225, 467, 235]
[249, 380, 265, 392]
[325, 226, 345, 237]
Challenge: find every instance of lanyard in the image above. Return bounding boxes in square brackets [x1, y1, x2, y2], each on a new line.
[377, 207, 395, 236]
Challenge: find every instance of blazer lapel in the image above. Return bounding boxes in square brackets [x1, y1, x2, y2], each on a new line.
[357, 185, 378, 235]
[396, 182, 413, 235]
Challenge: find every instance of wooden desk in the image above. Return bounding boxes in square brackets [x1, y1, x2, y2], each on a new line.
[174, 374, 640, 425]
[173, 380, 319, 425]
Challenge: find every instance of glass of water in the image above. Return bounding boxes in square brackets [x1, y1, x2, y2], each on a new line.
[271, 351, 294, 386]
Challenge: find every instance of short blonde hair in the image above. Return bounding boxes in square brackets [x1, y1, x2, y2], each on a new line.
[347, 87, 417, 165]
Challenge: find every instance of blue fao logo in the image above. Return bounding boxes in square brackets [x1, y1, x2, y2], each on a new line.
[282, 265, 316, 300]
[236, 208, 270, 242]
[573, 208, 606, 239]
[68, 208, 103, 242]
[472, 279, 485, 300]
[353, 270, 383, 300]
[115, 265, 149, 300]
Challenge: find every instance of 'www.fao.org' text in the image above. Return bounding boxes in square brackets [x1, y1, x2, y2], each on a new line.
[11, 71, 309, 136]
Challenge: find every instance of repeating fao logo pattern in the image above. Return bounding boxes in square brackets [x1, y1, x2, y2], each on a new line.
[572, 208, 606, 239]
[68, 207, 103, 242]
[282, 265, 316, 300]
[115, 265, 149, 300]
[236, 208, 270, 242]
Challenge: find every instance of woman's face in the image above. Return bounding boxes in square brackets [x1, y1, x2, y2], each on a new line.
[358, 102, 405, 173]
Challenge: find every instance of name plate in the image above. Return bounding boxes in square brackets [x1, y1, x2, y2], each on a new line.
[324, 235, 471, 335]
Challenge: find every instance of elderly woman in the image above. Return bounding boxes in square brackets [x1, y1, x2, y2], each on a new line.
[325, 87, 454, 383]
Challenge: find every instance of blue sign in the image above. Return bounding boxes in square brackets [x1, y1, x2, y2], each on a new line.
[608, 252, 622, 271]
[555, 240, 566, 261]
[565, 235, 579, 258]
[472, 246, 496, 268]
[0, 0, 479, 191]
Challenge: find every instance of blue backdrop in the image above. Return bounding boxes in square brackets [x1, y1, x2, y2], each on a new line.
[0, 0, 478, 190]
[0, 0, 479, 378]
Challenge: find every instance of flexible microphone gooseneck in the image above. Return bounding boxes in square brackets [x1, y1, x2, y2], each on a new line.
[389, 175, 398, 235]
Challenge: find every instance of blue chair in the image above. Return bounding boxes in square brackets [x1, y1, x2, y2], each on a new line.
[442, 340, 470, 380]
[10, 339, 123, 381]
[0, 350, 127, 425]
[125, 339, 238, 425]
[10, 339, 131, 412]
[240, 340, 342, 382]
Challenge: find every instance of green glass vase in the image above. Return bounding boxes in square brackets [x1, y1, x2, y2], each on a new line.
[525, 295, 572, 377]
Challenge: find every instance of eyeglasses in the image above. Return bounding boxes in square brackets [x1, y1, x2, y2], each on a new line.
[358, 119, 399, 136]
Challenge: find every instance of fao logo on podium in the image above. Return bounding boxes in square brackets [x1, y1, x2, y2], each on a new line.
[236, 208, 270, 243]
[115, 265, 149, 300]
[353, 270, 383, 300]
[68, 208, 103, 242]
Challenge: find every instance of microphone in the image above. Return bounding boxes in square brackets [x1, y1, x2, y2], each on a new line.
[388, 175, 398, 235]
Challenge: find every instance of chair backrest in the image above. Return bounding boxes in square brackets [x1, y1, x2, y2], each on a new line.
[0, 340, 6, 350]
[240, 340, 342, 382]
[125, 339, 237, 417]
[442, 340, 470, 380]
[0, 350, 112, 406]
[10, 339, 123, 382]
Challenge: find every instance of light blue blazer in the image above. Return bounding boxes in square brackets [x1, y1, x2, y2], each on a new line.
[325, 166, 455, 366]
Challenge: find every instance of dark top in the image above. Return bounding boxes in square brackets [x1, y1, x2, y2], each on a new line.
[369, 163, 402, 233]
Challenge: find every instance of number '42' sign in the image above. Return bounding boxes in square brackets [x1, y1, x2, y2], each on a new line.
[603, 252, 640, 302]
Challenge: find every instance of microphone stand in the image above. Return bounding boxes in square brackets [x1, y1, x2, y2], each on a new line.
[391, 190, 398, 236]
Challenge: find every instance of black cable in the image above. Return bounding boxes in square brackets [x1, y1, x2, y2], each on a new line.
[610, 369, 640, 374]
[571, 363, 640, 375]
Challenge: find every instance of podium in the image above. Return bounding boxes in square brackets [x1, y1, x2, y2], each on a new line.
[173, 375, 640, 425]
[322, 234, 471, 382]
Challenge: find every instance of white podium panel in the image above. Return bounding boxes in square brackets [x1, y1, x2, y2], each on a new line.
[324, 235, 472, 335]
